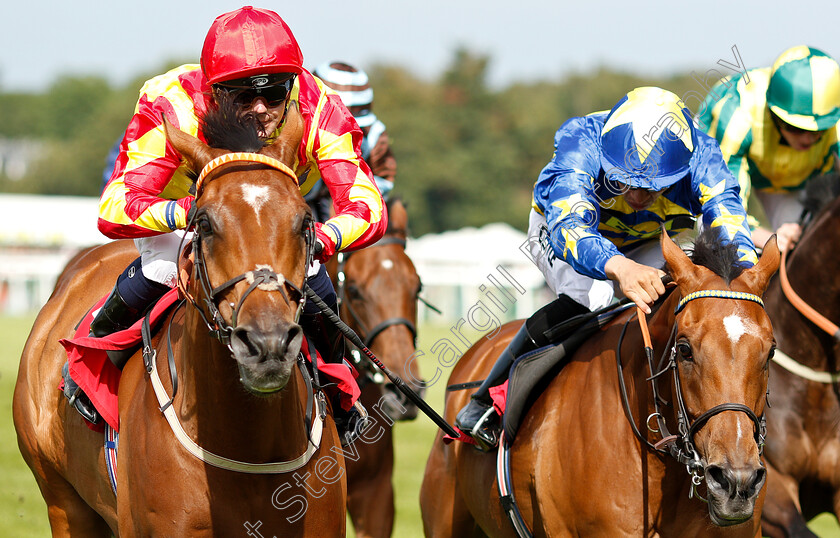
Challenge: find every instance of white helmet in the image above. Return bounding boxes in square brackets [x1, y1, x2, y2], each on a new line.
[314, 61, 377, 127]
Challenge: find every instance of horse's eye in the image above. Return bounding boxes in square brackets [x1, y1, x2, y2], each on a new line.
[346, 284, 363, 300]
[767, 346, 776, 363]
[676, 341, 693, 362]
[196, 216, 213, 236]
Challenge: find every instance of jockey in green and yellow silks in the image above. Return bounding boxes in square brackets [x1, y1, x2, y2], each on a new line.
[698, 46, 840, 252]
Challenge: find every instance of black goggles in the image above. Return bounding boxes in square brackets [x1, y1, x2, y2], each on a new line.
[213, 74, 296, 108]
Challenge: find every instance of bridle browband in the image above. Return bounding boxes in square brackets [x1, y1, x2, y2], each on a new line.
[196, 152, 297, 196]
[617, 289, 768, 501]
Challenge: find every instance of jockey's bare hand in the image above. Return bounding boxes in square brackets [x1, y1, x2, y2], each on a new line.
[774, 222, 802, 253]
[604, 255, 667, 314]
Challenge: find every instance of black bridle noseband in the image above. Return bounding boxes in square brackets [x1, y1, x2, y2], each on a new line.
[188, 221, 315, 347]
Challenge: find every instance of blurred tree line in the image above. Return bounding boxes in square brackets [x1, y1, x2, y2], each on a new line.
[0, 50, 707, 236]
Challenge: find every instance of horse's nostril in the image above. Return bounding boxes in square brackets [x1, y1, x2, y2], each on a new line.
[742, 467, 766, 499]
[231, 327, 264, 362]
[706, 465, 731, 494]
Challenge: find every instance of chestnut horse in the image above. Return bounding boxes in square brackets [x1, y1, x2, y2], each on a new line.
[760, 189, 840, 537]
[327, 197, 424, 538]
[13, 102, 347, 536]
[421, 230, 780, 537]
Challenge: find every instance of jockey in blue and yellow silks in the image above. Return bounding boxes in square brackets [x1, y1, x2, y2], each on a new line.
[456, 87, 759, 451]
[698, 46, 840, 252]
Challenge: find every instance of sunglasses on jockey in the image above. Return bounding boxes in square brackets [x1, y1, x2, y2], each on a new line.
[213, 73, 296, 108]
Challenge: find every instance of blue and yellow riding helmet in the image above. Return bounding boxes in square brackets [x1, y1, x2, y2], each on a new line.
[767, 45, 840, 131]
[600, 87, 697, 191]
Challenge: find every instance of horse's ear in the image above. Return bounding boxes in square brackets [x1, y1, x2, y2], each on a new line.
[263, 101, 304, 167]
[734, 235, 781, 295]
[661, 226, 703, 290]
[161, 114, 219, 176]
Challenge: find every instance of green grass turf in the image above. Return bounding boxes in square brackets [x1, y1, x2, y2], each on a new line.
[2, 315, 839, 537]
[0, 314, 50, 536]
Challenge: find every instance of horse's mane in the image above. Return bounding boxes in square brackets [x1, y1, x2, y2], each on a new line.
[800, 171, 840, 226]
[199, 92, 267, 152]
[672, 226, 746, 284]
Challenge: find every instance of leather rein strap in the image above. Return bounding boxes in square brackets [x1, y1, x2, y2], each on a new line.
[779, 248, 840, 340]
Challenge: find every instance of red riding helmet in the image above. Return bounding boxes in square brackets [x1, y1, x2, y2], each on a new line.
[201, 6, 304, 85]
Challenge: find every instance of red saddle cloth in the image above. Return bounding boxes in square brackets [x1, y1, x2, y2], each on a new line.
[60, 289, 361, 433]
[443, 382, 508, 446]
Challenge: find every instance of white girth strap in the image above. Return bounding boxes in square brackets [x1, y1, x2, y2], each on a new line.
[147, 349, 323, 473]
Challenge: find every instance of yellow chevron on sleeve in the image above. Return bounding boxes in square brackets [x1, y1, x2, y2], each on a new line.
[316, 129, 358, 163]
[125, 127, 168, 172]
[710, 205, 746, 240]
[133, 200, 178, 232]
[99, 180, 134, 225]
[348, 169, 385, 222]
[138, 65, 201, 136]
[698, 179, 726, 204]
[324, 213, 371, 247]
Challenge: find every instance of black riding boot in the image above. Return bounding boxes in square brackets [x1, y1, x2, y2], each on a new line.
[62, 257, 167, 424]
[302, 311, 369, 446]
[455, 294, 588, 450]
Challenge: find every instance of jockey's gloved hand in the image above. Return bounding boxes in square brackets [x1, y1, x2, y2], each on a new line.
[313, 236, 335, 263]
[186, 198, 198, 229]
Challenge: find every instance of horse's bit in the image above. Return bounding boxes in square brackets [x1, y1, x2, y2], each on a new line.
[616, 290, 769, 501]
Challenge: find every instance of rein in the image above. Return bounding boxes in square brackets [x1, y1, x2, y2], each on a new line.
[144, 152, 325, 473]
[779, 248, 840, 340]
[616, 291, 768, 501]
[772, 247, 840, 383]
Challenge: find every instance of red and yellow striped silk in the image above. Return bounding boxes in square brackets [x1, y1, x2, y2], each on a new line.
[97, 65, 386, 257]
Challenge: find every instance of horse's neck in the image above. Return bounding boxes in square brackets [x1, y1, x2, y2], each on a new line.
[778, 219, 840, 367]
[171, 309, 311, 460]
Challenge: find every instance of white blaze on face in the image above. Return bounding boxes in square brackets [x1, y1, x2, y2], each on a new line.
[381, 259, 394, 270]
[723, 314, 757, 344]
[242, 184, 271, 222]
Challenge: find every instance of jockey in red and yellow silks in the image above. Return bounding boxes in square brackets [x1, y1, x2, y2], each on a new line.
[99, 63, 386, 262]
[64, 7, 384, 439]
